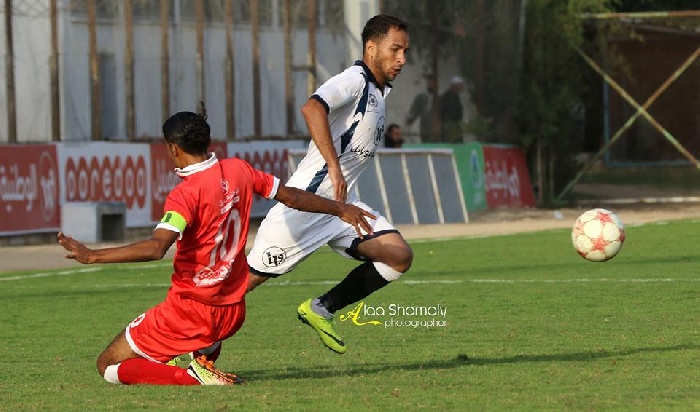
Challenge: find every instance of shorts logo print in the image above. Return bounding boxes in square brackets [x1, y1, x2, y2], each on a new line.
[129, 313, 146, 328]
[262, 247, 286, 267]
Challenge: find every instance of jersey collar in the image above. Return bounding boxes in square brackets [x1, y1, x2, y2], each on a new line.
[354, 60, 393, 92]
[174, 152, 218, 178]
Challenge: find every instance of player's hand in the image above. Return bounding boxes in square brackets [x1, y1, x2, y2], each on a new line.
[339, 204, 376, 238]
[328, 167, 347, 203]
[57, 232, 95, 264]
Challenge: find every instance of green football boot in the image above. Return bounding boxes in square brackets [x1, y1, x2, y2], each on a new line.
[166, 352, 193, 367]
[297, 298, 347, 354]
[186, 356, 244, 385]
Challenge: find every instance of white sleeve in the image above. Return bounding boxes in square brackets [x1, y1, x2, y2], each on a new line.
[312, 70, 365, 112]
[265, 176, 281, 200]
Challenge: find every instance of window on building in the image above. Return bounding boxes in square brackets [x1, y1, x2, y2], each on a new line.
[279, 0, 316, 27]
[177, 0, 272, 25]
[322, 0, 344, 28]
[69, 0, 119, 19]
[132, 0, 162, 21]
[278, 0, 343, 29]
[232, 0, 273, 26]
[179, 0, 220, 23]
[98, 53, 119, 139]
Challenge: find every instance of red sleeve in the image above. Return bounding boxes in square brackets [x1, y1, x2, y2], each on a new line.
[239, 160, 280, 199]
[163, 185, 194, 226]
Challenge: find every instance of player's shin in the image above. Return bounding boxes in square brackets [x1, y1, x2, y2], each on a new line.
[316, 261, 403, 314]
[106, 358, 199, 385]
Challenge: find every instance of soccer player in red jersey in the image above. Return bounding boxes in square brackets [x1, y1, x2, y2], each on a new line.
[57, 109, 375, 386]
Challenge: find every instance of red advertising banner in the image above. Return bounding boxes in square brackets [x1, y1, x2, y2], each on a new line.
[228, 140, 306, 217]
[150, 142, 227, 222]
[482, 145, 536, 208]
[229, 147, 290, 184]
[57, 142, 155, 227]
[0, 145, 60, 233]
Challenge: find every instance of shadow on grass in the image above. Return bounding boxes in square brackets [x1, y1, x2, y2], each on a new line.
[243, 344, 700, 381]
[463, 344, 700, 365]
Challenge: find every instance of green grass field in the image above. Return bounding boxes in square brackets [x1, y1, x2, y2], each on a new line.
[1, 220, 700, 411]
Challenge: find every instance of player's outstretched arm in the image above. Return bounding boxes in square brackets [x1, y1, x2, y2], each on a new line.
[57, 229, 178, 264]
[301, 98, 347, 203]
[275, 185, 375, 238]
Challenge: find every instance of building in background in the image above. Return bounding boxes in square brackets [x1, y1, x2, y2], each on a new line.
[0, 0, 465, 143]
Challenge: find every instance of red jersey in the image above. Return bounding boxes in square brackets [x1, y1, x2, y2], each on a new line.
[156, 154, 279, 305]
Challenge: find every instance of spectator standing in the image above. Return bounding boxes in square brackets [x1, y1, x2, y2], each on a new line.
[439, 76, 465, 143]
[406, 74, 436, 142]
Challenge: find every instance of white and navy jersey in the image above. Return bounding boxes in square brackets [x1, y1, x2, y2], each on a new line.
[287, 60, 392, 202]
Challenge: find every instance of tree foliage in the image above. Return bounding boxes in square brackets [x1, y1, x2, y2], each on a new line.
[384, 0, 695, 203]
[516, 0, 617, 202]
[517, 0, 613, 146]
[383, 0, 470, 62]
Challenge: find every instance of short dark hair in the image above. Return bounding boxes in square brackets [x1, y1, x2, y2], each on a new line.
[386, 123, 401, 134]
[361, 14, 408, 49]
[162, 111, 211, 156]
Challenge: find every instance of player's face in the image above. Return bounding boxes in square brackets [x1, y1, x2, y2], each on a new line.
[370, 27, 409, 85]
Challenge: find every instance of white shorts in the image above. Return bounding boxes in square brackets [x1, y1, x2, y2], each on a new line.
[247, 200, 397, 276]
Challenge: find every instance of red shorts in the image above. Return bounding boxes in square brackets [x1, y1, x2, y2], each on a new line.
[125, 292, 245, 363]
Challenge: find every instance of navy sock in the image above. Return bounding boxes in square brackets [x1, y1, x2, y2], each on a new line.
[318, 261, 390, 314]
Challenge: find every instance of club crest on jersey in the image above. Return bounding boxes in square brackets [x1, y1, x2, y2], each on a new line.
[262, 246, 286, 267]
[221, 179, 229, 193]
[367, 94, 379, 109]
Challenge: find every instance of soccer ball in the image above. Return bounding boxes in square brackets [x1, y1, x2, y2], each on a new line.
[571, 208, 625, 262]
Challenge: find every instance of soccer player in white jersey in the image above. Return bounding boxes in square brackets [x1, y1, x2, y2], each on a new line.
[247, 15, 413, 354]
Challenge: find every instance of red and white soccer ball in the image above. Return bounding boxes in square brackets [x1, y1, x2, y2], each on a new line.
[571, 208, 625, 262]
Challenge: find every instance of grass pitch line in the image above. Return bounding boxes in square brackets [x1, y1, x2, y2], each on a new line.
[25, 278, 700, 290]
[0, 262, 169, 281]
[53, 280, 465, 289]
[264, 278, 700, 286]
[467, 278, 700, 283]
[0, 267, 101, 281]
[3, 262, 700, 286]
[405, 218, 698, 244]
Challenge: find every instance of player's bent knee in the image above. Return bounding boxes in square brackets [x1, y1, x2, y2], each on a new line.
[399, 247, 414, 271]
[96, 357, 108, 377]
[102, 364, 121, 384]
[389, 246, 413, 273]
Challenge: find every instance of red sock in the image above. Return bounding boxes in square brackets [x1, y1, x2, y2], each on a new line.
[117, 358, 199, 385]
[194, 342, 222, 362]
